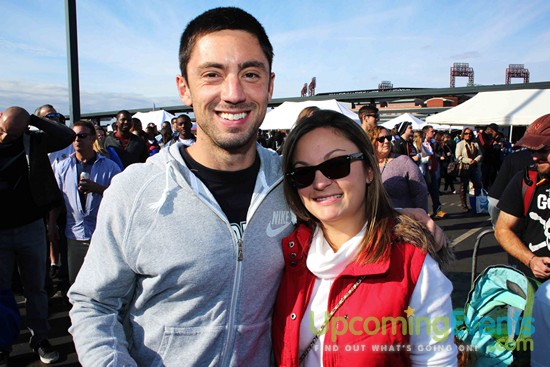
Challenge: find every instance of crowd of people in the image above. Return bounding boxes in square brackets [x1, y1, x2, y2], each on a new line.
[265, 106, 513, 221]
[0, 5, 549, 367]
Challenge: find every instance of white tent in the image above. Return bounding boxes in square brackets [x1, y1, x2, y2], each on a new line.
[380, 113, 426, 130]
[133, 110, 175, 130]
[260, 99, 359, 130]
[426, 89, 550, 126]
[381, 113, 454, 132]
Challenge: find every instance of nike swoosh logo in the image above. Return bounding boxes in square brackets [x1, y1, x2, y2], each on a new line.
[266, 221, 293, 238]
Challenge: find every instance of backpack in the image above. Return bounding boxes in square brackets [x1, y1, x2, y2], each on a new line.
[521, 167, 547, 217]
[455, 265, 539, 367]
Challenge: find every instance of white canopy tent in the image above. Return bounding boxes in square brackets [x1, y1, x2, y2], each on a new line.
[380, 113, 425, 130]
[381, 112, 452, 132]
[133, 110, 175, 130]
[260, 99, 359, 130]
[426, 89, 550, 126]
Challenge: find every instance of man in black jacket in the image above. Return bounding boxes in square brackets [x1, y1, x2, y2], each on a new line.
[0, 106, 75, 365]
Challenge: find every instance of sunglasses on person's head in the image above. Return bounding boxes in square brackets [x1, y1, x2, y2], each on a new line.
[286, 152, 365, 188]
[74, 133, 90, 140]
[376, 135, 392, 143]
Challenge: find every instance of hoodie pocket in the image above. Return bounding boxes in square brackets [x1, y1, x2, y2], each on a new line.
[152, 325, 225, 367]
[234, 319, 272, 365]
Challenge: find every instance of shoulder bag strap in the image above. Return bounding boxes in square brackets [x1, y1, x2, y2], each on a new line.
[299, 275, 366, 363]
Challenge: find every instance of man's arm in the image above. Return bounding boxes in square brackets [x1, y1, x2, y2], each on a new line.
[495, 211, 550, 279]
[68, 173, 138, 366]
[30, 114, 76, 152]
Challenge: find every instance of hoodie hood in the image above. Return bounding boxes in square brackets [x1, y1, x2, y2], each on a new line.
[147, 142, 284, 217]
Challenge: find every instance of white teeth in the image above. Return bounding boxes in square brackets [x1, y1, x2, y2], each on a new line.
[315, 194, 342, 202]
[219, 112, 247, 120]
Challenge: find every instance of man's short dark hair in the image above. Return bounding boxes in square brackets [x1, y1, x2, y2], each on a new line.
[178, 7, 273, 81]
[358, 104, 379, 121]
[116, 110, 131, 118]
[421, 125, 433, 134]
[177, 114, 192, 123]
[73, 120, 97, 137]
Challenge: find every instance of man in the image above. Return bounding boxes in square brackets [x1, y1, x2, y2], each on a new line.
[391, 120, 421, 164]
[51, 121, 121, 284]
[0, 106, 75, 365]
[168, 113, 196, 147]
[35, 104, 74, 168]
[358, 104, 379, 132]
[68, 8, 292, 366]
[495, 114, 550, 280]
[170, 116, 179, 139]
[422, 125, 446, 218]
[68, 7, 448, 366]
[478, 122, 503, 190]
[103, 110, 148, 169]
[35, 104, 73, 280]
[487, 149, 533, 226]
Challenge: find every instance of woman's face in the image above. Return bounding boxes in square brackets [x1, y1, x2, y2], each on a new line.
[291, 127, 372, 234]
[463, 130, 473, 141]
[375, 128, 391, 159]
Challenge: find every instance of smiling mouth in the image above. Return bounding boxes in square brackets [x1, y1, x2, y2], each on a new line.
[218, 112, 248, 121]
[315, 194, 343, 202]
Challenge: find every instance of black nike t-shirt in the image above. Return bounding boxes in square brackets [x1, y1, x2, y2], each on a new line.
[179, 146, 260, 227]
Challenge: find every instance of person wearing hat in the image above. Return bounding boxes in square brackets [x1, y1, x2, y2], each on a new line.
[478, 122, 503, 190]
[494, 113, 550, 281]
[390, 121, 421, 165]
[524, 115, 550, 366]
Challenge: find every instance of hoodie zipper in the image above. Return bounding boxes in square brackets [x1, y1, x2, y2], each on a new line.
[220, 234, 243, 366]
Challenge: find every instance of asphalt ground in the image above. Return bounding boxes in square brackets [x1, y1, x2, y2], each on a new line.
[8, 187, 504, 366]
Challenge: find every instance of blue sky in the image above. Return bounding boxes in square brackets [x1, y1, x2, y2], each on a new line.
[2, 0, 550, 114]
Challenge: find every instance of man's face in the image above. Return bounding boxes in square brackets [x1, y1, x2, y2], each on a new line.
[73, 125, 96, 154]
[176, 29, 275, 152]
[533, 147, 550, 177]
[174, 117, 188, 135]
[116, 112, 133, 134]
[361, 113, 378, 130]
[486, 127, 497, 137]
[403, 125, 413, 140]
[425, 128, 434, 140]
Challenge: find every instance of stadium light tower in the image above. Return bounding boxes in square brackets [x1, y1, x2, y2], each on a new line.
[505, 64, 530, 84]
[450, 63, 474, 88]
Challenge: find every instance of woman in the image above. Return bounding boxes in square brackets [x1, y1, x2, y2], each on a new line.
[413, 130, 430, 176]
[455, 128, 482, 211]
[273, 110, 457, 366]
[372, 126, 429, 212]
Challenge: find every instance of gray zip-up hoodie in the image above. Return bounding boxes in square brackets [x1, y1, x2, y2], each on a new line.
[68, 143, 295, 367]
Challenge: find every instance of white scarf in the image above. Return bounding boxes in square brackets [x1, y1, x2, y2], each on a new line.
[306, 223, 367, 279]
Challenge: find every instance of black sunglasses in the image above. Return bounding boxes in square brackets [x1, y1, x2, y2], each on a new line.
[286, 152, 365, 188]
[75, 133, 90, 140]
[376, 135, 392, 143]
